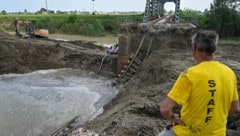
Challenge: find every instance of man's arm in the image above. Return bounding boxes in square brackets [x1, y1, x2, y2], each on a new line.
[160, 97, 176, 119]
[229, 100, 240, 114]
[160, 97, 184, 125]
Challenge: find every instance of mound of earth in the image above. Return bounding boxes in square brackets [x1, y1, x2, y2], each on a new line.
[0, 31, 117, 78]
[0, 24, 239, 136]
[78, 21, 240, 136]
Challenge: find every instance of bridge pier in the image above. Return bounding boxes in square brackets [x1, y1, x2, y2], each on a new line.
[117, 17, 196, 83]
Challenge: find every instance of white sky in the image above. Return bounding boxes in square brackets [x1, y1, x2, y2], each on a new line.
[0, 0, 213, 13]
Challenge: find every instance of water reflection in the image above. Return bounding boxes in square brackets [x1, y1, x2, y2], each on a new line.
[0, 69, 117, 136]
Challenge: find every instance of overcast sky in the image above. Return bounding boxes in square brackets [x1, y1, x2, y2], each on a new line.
[1, 0, 213, 13]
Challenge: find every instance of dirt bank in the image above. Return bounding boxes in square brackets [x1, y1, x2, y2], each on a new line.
[83, 45, 240, 135]
[0, 31, 118, 135]
[0, 26, 239, 136]
[0, 31, 117, 78]
[79, 22, 240, 136]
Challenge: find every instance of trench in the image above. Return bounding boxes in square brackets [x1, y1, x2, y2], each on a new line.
[0, 68, 118, 136]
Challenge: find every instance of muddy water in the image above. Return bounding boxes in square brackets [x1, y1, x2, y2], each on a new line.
[49, 34, 118, 46]
[6, 31, 118, 46]
[0, 68, 117, 136]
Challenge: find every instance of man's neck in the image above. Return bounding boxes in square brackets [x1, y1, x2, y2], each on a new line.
[196, 52, 214, 63]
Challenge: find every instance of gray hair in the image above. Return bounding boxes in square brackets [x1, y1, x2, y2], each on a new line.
[191, 31, 219, 54]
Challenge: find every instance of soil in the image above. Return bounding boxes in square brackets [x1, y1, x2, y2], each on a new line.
[82, 46, 240, 135]
[0, 31, 117, 78]
[0, 24, 239, 136]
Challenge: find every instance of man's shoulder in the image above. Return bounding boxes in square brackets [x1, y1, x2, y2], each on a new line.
[217, 62, 235, 73]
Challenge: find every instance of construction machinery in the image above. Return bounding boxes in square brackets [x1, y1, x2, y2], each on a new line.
[13, 18, 49, 38]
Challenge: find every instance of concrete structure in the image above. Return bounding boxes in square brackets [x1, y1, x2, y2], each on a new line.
[143, 0, 180, 23]
[117, 17, 196, 82]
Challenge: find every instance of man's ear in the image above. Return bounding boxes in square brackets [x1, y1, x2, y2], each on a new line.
[192, 45, 197, 54]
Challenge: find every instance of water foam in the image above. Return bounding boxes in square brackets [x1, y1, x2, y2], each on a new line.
[0, 68, 117, 136]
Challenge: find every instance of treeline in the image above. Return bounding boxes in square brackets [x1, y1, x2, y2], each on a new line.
[0, 0, 239, 38]
[0, 8, 90, 15]
[0, 14, 143, 36]
[181, 0, 240, 38]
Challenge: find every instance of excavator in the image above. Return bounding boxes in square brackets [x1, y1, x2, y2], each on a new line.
[13, 18, 49, 38]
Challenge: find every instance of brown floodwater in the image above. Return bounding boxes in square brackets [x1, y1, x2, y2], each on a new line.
[0, 68, 117, 136]
[49, 34, 118, 45]
[6, 31, 118, 46]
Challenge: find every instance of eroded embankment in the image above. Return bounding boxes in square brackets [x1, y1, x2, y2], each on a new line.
[0, 32, 117, 78]
[0, 28, 239, 136]
[0, 31, 119, 135]
[79, 21, 240, 136]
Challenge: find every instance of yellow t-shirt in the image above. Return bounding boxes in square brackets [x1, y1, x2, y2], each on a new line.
[168, 61, 239, 136]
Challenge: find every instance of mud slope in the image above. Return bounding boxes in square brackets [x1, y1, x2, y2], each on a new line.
[0, 30, 239, 136]
[81, 30, 240, 135]
[0, 31, 117, 78]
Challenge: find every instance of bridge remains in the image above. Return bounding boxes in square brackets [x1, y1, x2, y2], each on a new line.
[143, 0, 181, 23]
[117, 16, 196, 83]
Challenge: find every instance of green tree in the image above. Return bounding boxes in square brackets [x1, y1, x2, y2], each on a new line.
[68, 15, 78, 23]
[92, 19, 105, 36]
[1, 10, 7, 15]
[206, 0, 240, 37]
[180, 8, 205, 27]
[56, 10, 68, 14]
[48, 10, 55, 14]
[35, 8, 47, 14]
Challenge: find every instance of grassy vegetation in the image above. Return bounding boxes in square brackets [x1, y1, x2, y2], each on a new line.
[0, 14, 143, 36]
[219, 39, 240, 46]
[1, 8, 239, 39]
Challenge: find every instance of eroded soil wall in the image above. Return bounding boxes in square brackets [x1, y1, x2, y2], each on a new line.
[82, 21, 240, 136]
[0, 32, 117, 78]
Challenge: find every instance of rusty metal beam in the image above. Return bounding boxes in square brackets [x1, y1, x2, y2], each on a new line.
[143, 0, 181, 23]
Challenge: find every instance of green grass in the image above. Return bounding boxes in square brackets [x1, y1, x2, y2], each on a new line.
[219, 39, 240, 46]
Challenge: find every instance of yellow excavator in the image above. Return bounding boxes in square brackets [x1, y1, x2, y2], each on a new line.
[13, 18, 49, 38]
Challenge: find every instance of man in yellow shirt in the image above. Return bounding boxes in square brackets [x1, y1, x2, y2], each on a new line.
[159, 31, 240, 136]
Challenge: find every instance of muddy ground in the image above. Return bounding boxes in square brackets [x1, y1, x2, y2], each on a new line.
[80, 27, 240, 135]
[0, 31, 117, 78]
[0, 28, 239, 136]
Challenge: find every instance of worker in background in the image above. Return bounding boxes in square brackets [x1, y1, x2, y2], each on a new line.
[159, 31, 240, 136]
[13, 18, 22, 36]
[13, 18, 34, 36]
[107, 44, 118, 54]
[23, 20, 34, 36]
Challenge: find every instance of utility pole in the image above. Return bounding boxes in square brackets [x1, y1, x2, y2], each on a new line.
[45, 0, 48, 14]
[92, 0, 95, 15]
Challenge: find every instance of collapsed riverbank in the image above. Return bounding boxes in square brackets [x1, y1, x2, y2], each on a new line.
[79, 21, 240, 136]
[0, 26, 239, 136]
